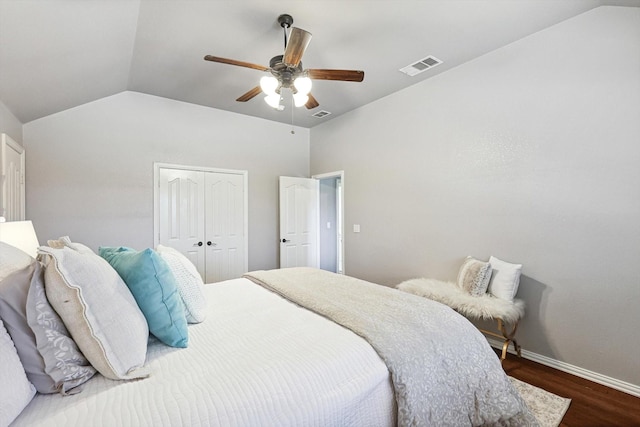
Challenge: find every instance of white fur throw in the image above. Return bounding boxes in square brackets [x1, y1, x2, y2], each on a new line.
[397, 278, 525, 324]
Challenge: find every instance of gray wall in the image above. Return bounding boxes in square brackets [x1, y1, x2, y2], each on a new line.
[311, 6, 640, 387]
[0, 99, 22, 145]
[24, 91, 310, 271]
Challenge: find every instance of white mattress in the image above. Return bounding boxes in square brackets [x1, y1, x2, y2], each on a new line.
[12, 278, 395, 427]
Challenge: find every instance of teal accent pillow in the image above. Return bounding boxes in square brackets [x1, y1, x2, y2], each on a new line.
[99, 247, 188, 348]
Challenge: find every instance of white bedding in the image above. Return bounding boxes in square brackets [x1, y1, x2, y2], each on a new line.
[11, 278, 395, 427]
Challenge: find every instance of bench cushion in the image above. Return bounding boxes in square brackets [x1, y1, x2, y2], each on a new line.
[397, 278, 524, 323]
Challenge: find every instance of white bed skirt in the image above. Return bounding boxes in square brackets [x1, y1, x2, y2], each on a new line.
[12, 278, 395, 427]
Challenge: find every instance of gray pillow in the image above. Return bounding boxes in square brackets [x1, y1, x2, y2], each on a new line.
[26, 262, 96, 393]
[0, 262, 96, 394]
[0, 262, 56, 393]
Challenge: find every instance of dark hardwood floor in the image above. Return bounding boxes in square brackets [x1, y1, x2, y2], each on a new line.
[499, 351, 640, 427]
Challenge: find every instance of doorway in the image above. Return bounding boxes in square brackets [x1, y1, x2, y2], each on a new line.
[313, 171, 344, 274]
[278, 171, 345, 273]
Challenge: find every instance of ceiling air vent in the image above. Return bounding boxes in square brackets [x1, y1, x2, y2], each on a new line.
[312, 110, 332, 118]
[399, 56, 442, 76]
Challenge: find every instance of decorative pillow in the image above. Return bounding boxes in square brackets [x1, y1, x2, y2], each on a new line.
[99, 247, 189, 348]
[156, 244, 207, 324]
[487, 256, 523, 301]
[0, 241, 33, 282]
[38, 246, 150, 381]
[26, 262, 97, 394]
[0, 262, 58, 393]
[456, 256, 492, 297]
[0, 319, 36, 427]
[47, 236, 94, 254]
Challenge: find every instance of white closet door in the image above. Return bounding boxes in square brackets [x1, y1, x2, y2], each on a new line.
[158, 168, 206, 276]
[204, 172, 246, 283]
[156, 164, 247, 283]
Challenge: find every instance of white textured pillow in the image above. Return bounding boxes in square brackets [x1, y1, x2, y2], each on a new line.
[456, 256, 492, 297]
[38, 246, 150, 380]
[487, 256, 522, 301]
[157, 244, 207, 323]
[0, 241, 34, 282]
[0, 319, 36, 426]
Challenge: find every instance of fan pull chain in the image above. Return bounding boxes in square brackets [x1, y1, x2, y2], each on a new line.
[291, 93, 295, 134]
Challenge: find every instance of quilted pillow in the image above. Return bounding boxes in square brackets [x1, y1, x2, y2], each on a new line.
[487, 256, 523, 301]
[456, 256, 492, 297]
[38, 246, 150, 381]
[157, 244, 207, 324]
[99, 247, 188, 348]
[0, 319, 36, 427]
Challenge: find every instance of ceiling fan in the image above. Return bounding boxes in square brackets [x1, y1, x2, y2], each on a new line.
[204, 14, 364, 110]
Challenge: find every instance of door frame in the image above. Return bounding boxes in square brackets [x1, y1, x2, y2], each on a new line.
[153, 162, 249, 273]
[312, 170, 345, 275]
[1, 133, 26, 221]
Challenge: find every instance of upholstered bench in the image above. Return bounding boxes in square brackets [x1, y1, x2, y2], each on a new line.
[397, 257, 525, 361]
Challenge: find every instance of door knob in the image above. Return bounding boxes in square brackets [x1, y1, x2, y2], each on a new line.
[193, 241, 203, 247]
[281, 238, 290, 243]
[207, 241, 216, 246]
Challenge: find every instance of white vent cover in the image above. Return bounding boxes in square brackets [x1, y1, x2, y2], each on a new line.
[399, 56, 442, 76]
[312, 110, 332, 118]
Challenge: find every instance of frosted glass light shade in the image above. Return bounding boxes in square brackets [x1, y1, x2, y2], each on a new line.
[260, 76, 279, 95]
[264, 93, 281, 108]
[0, 220, 40, 258]
[294, 76, 312, 95]
[293, 92, 309, 107]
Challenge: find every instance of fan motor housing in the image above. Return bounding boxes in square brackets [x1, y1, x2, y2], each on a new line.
[269, 55, 303, 88]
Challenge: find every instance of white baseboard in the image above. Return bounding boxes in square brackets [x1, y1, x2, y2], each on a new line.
[487, 338, 640, 398]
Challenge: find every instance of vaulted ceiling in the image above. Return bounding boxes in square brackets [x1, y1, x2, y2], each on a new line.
[1, 0, 638, 128]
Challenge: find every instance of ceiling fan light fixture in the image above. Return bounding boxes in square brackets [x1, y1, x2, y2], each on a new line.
[293, 92, 309, 108]
[204, 14, 365, 113]
[264, 93, 282, 109]
[260, 75, 279, 95]
[293, 76, 312, 96]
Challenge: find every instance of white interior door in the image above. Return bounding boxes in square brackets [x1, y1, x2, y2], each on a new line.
[1, 134, 25, 221]
[279, 176, 319, 268]
[158, 168, 206, 275]
[204, 172, 246, 283]
[156, 164, 248, 283]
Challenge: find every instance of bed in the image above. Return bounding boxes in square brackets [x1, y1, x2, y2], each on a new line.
[1, 238, 535, 427]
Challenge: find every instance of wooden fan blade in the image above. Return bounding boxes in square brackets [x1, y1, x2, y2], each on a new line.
[236, 86, 263, 102]
[283, 27, 312, 67]
[307, 69, 365, 82]
[204, 55, 269, 71]
[305, 93, 319, 109]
